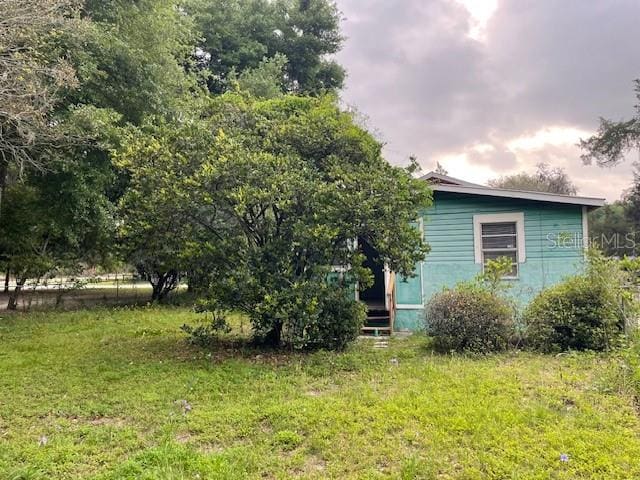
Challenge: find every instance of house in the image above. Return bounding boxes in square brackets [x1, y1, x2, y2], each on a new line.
[360, 172, 605, 334]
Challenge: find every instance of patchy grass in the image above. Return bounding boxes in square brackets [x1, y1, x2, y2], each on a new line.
[1, 307, 639, 479]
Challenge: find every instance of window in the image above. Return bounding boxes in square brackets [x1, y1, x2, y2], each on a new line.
[473, 212, 526, 279]
[481, 222, 518, 277]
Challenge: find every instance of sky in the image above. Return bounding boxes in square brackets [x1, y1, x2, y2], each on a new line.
[334, 0, 640, 201]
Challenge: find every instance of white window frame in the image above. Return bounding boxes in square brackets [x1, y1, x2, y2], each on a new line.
[473, 213, 526, 278]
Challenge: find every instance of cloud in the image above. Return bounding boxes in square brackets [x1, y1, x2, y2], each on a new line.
[335, 0, 640, 200]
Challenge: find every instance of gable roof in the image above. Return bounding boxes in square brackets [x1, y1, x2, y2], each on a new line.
[419, 171, 484, 187]
[420, 171, 605, 208]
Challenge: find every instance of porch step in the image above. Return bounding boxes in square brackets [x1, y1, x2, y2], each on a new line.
[361, 304, 392, 336]
[361, 326, 392, 336]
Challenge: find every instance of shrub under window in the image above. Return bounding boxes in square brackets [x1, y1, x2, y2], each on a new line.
[425, 284, 514, 353]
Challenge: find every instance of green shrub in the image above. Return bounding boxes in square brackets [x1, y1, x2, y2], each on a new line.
[523, 251, 632, 352]
[426, 284, 514, 353]
[288, 286, 367, 351]
[180, 311, 231, 348]
[180, 301, 231, 347]
[271, 283, 366, 350]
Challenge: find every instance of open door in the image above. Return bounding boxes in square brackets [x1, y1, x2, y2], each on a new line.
[358, 238, 385, 306]
[358, 238, 394, 335]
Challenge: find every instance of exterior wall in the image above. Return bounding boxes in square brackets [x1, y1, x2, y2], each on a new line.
[394, 191, 586, 331]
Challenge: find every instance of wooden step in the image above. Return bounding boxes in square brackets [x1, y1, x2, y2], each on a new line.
[366, 320, 390, 328]
[362, 302, 392, 336]
[361, 326, 392, 336]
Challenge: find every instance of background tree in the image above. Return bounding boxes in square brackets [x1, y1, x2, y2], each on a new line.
[580, 81, 640, 256]
[0, 0, 80, 213]
[434, 162, 448, 175]
[0, 117, 116, 309]
[71, 0, 200, 125]
[588, 202, 637, 257]
[234, 54, 288, 99]
[624, 166, 640, 231]
[488, 163, 577, 195]
[185, 0, 345, 95]
[581, 80, 640, 166]
[0, 0, 208, 302]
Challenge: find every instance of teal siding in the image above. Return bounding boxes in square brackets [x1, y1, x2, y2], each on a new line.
[395, 262, 423, 305]
[395, 191, 586, 331]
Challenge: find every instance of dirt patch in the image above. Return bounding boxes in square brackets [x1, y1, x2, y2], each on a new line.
[304, 454, 327, 472]
[199, 443, 226, 455]
[175, 431, 192, 444]
[88, 416, 127, 428]
[304, 382, 339, 398]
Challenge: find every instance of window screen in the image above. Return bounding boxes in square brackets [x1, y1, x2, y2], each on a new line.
[481, 222, 518, 277]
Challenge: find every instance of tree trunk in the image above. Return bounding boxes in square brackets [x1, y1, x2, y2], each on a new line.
[0, 159, 7, 221]
[3, 269, 9, 293]
[263, 320, 283, 347]
[151, 280, 164, 301]
[7, 277, 25, 311]
[150, 270, 179, 302]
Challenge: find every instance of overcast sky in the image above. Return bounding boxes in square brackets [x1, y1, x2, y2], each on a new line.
[335, 0, 640, 201]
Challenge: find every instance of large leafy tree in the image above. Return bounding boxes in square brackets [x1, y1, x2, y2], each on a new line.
[71, 0, 201, 125]
[113, 108, 229, 301]
[186, 0, 345, 95]
[581, 80, 640, 167]
[118, 94, 431, 348]
[0, 113, 116, 309]
[581, 80, 640, 252]
[488, 163, 577, 195]
[0, 0, 81, 213]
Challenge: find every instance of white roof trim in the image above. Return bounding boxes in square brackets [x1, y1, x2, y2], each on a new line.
[419, 171, 483, 187]
[431, 184, 605, 207]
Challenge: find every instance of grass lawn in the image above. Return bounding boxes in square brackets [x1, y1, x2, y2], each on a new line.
[1, 307, 640, 479]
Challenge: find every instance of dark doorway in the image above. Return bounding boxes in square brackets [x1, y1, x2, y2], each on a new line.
[359, 238, 385, 304]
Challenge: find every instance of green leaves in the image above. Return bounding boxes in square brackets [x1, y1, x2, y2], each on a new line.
[118, 94, 431, 347]
[580, 79, 640, 166]
[524, 250, 632, 352]
[185, 0, 344, 95]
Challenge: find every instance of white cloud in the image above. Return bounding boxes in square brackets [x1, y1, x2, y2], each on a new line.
[505, 126, 592, 152]
[432, 152, 497, 183]
[453, 0, 498, 40]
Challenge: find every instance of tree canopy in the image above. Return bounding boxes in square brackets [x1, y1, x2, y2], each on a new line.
[116, 94, 431, 347]
[581, 80, 640, 166]
[186, 0, 345, 95]
[0, 0, 81, 212]
[488, 163, 577, 195]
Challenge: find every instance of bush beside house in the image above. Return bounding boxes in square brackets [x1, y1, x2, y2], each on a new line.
[524, 251, 636, 352]
[425, 258, 516, 353]
[425, 252, 638, 354]
[426, 285, 514, 353]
